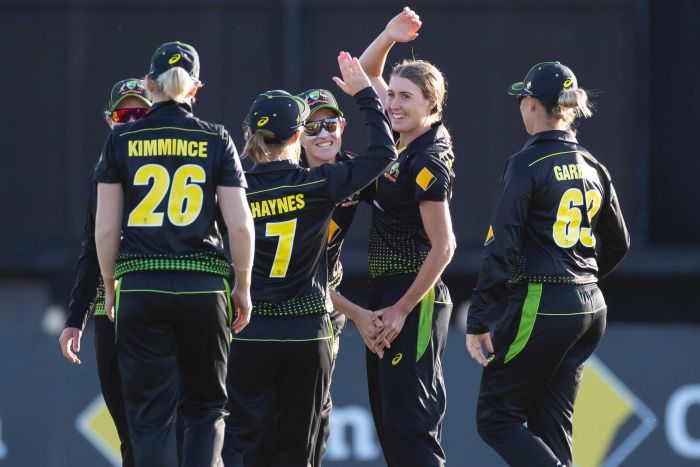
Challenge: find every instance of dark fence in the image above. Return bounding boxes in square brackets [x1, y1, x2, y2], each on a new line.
[0, 0, 698, 319]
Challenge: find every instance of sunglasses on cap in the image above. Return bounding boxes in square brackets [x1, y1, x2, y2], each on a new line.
[109, 108, 149, 123]
[303, 117, 341, 137]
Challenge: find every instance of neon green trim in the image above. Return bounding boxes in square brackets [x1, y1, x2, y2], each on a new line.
[528, 150, 579, 167]
[247, 179, 325, 196]
[416, 288, 435, 362]
[114, 278, 122, 338]
[537, 306, 606, 316]
[231, 336, 332, 343]
[119, 289, 227, 295]
[120, 126, 218, 137]
[222, 279, 233, 326]
[504, 283, 542, 363]
[327, 313, 336, 359]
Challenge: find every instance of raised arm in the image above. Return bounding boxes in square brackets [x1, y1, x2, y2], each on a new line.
[323, 52, 397, 202]
[359, 7, 422, 107]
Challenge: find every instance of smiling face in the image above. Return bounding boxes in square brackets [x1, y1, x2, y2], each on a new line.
[386, 76, 435, 144]
[300, 108, 345, 167]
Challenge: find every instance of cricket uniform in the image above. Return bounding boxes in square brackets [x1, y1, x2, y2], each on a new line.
[468, 130, 630, 466]
[95, 99, 246, 467]
[222, 87, 396, 467]
[365, 121, 455, 467]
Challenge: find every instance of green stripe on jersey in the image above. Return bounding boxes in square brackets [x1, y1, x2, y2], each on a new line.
[416, 288, 435, 362]
[504, 283, 542, 363]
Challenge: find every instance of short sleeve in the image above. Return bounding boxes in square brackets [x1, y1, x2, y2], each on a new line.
[411, 150, 454, 202]
[217, 131, 247, 188]
[94, 133, 121, 184]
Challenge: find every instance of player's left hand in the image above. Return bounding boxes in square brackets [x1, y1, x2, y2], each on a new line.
[103, 276, 117, 322]
[466, 332, 494, 367]
[332, 51, 372, 96]
[372, 303, 409, 350]
[231, 285, 252, 334]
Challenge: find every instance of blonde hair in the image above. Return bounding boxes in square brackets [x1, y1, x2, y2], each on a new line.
[242, 128, 301, 164]
[154, 68, 196, 103]
[391, 59, 447, 120]
[548, 88, 594, 128]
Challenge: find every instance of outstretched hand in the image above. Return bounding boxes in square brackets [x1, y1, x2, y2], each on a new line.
[466, 333, 494, 367]
[332, 51, 372, 96]
[385, 6, 422, 43]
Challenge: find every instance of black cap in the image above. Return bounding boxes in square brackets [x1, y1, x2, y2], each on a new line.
[149, 41, 200, 80]
[106, 78, 151, 112]
[297, 89, 343, 117]
[246, 90, 311, 143]
[507, 61, 578, 109]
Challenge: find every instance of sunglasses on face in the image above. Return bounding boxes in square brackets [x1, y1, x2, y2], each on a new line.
[110, 107, 149, 123]
[303, 117, 340, 136]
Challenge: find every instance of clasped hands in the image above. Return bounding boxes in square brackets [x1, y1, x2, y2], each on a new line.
[354, 303, 409, 359]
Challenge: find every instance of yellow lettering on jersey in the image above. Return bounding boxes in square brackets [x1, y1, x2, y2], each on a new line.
[415, 167, 436, 191]
[248, 194, 307, 219]
[127, 139, 209, 158]
[128, 140, 140, 156]
[553, 163, 584, 181]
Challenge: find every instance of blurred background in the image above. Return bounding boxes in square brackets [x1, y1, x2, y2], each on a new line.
[0, 0, 698, 465]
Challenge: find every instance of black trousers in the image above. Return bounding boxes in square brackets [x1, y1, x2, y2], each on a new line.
[116, 272, 230, 467]
[222, 335, 333, 467]
[367, 276, 452, 467]
[476, 283, 607, 467]
[94, 316, 134, 467]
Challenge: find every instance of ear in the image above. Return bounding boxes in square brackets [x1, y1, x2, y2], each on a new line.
[338, 116, 347, 134]
[289, 128, 302, 143]
[105, 116, 114, 129]
[188, 80, 203, 98]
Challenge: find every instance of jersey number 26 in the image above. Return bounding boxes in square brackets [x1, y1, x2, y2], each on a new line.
[128, 164, 205, 227]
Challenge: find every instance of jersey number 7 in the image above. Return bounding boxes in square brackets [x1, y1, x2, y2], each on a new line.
[266, 219, 298, 278]
[552, 188, 602, 248]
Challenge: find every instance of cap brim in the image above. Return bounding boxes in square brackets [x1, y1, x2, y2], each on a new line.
[110, 93, 152, 111]
[506, 81, 530, 96]
[309, 104, 343, 118]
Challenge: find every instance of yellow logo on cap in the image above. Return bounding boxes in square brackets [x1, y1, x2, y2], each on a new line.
[563, 78, 573, 89]
[527, 81, 532, 89]
[257, 116, 270, 127]
[169, 54, 182, 65]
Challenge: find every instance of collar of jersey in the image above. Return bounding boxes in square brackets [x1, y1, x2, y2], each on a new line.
[247, 159, 301, 173]
[523, 130, 577, 149]
[398, 120, 447, 155]
[148, 99, 193, 116]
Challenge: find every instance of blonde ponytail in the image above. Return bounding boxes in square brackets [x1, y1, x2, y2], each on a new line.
[548, 88, 594, 128]
[155, 67, 195, 103]
[242, 128, 301, 164]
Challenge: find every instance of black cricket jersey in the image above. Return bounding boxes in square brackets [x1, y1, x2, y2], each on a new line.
[301, 150, 361, 335]
[94, 100, 246, 278]
[366, 121, 455, 278]
[467, 130, 630, 334]
[234, 87, 396, 341]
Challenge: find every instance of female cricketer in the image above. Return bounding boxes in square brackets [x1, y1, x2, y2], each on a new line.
[94, 41, 254, 466]
[466, 61, 630, 467]
[222, 52, 396, 467]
